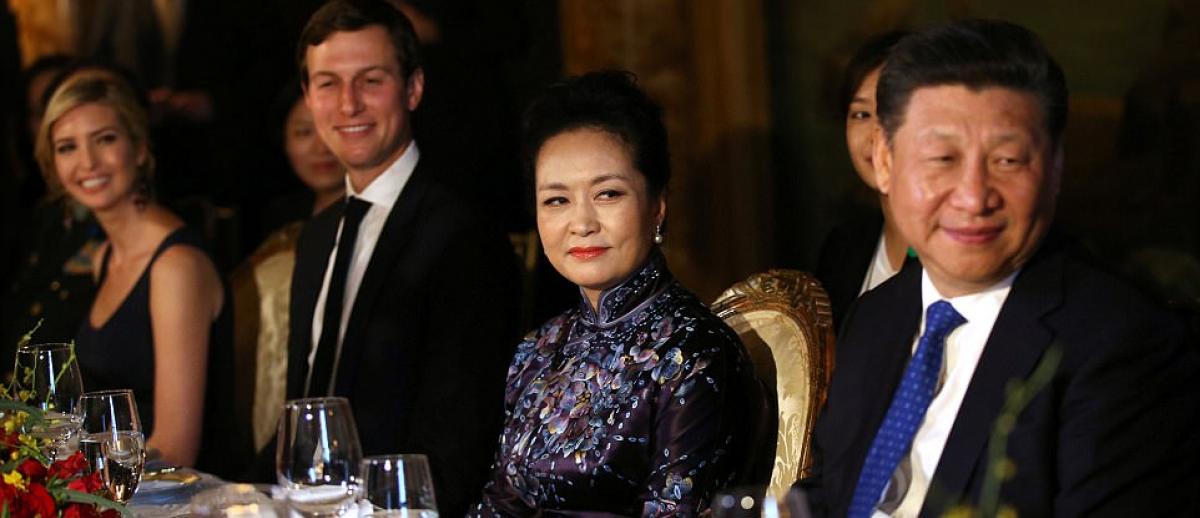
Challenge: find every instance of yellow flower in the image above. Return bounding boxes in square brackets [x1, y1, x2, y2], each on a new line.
[3, 470, 26, 490]
[2, 411, 29, 433]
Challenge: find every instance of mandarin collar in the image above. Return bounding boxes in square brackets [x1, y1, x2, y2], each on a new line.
[578, 249, 672, 326]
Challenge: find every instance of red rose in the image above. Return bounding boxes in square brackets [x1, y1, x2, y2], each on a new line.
[49, 452, 89, 479]
[61, 503, 97, 518]
[17, 459, 47, 483]
[62, 504, 119, 518]
[61, 504, 84, 518]
[66, 472, 102, 494]
[0, 479, 17, 499]
[19, 483, 56, 518]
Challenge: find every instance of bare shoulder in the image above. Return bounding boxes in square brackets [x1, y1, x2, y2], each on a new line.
[150, 243, 223, 320]
[151, 244, 220, 287]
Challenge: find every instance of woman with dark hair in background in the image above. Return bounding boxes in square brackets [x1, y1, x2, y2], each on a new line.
[471, 71, 765, 517]
[35, 70, 243, 474]
[231, 80, 345, 454]
[816, 30, 910, 327]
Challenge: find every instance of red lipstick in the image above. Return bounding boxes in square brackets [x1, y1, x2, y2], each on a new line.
[568, 247, 608, 260]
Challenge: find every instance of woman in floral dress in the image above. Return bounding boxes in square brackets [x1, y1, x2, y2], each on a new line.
[471, 71, 767, 517]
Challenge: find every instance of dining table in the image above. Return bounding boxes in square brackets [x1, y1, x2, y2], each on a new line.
[127, 464, 227, 517]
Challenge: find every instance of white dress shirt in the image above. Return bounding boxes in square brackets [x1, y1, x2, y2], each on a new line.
[874, 268, 1018, 518]
[305, 142, 420, 395]
[859, 231, 901, 295]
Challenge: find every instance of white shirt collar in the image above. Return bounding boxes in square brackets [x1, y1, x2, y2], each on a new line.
[861, 231, 902, 294]
[880, 267, 1020, 517]
[345, 140, 420, 209]
[920, 268, 1018, 332]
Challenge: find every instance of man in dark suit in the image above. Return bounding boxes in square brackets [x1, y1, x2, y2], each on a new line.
[806, 20, 1200, 517]
[284, 1, 519, 515]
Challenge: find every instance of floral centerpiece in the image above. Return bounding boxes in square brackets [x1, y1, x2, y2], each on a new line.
[0, 326, 127, 518]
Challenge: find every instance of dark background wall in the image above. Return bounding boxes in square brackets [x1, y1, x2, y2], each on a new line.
[5, 0, 1197, 313]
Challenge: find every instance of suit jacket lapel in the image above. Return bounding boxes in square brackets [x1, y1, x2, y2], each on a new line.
[922, 247, 1065, 516]
[827, 259, 922, 507]
[286, 203, 343, 399]
[332, 158, 434, 395]
[857, 262, 923, 443]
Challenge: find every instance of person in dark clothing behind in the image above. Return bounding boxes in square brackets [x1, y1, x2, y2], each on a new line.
[1, 56, 104, 371]
[815, 31, 909, 329]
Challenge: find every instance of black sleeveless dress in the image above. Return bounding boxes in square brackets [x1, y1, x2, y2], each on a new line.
[75, 226, 243, 476]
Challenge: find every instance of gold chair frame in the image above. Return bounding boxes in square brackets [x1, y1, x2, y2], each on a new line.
[712, 269, 834, 498]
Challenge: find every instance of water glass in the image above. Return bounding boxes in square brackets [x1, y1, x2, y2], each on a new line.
[276, 397, 362, 517]
[360, 454, 438, 517]
[13, 342, 85, 460]
[80, 389, 146, 503]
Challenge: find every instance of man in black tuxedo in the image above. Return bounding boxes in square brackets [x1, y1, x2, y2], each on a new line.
[284, 1, 519, 515]
[807, 20, 1200, 517]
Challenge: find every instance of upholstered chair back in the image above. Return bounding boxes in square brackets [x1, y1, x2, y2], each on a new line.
[711, 269, 835, 500]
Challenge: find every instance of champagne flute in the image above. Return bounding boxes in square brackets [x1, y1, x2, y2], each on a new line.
[13, 342, 85, 460]
[80, 389, 146, 503]
[276, 397, 362, 517]
[360, 454, 438, 517]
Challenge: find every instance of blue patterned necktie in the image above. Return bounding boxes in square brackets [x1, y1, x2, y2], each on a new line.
[848, 300, 967, 518]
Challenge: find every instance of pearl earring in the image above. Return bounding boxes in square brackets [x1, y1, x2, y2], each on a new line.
[653, 224, 664, 245]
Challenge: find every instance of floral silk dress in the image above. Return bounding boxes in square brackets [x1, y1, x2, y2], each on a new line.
[472, 252, 763, 517]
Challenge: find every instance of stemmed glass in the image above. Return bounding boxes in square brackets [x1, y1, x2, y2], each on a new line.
[80, 389, 146, 504]
[360, 454, 438, 517]
[13, 342, 85, 460]
[276, 397, 363, 516]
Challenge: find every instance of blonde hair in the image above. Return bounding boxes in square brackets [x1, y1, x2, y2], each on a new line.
[34, 70, 155, 200]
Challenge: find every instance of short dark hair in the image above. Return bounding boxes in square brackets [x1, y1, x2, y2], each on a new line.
[271, 78, 305, 147]
[876, 19, 1068, 144]
[839, 30, 909, 112]
[522, 70, 670, 200]
[297, 0, 422, 86]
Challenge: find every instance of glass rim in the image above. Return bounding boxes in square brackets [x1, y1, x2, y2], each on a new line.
[16, 342, 73, 353]
[361, 453, 429, 464]
[80, 388, 135, 399]
[283, 396, 352, 409]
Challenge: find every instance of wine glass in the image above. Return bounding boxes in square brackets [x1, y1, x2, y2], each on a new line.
[13, 342, 85, 460]
[360, 454, 438, 517]
[276, 397, 363, 517]
[80, 389, 146, 504]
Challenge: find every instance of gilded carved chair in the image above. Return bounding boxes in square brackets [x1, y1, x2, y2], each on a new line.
[711, 269, 835, 500]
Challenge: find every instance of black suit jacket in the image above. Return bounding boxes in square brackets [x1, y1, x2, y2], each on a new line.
[815, 212, 883, 329]
[808, 236, 1200, 516]
[286, 156, 520, 517]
